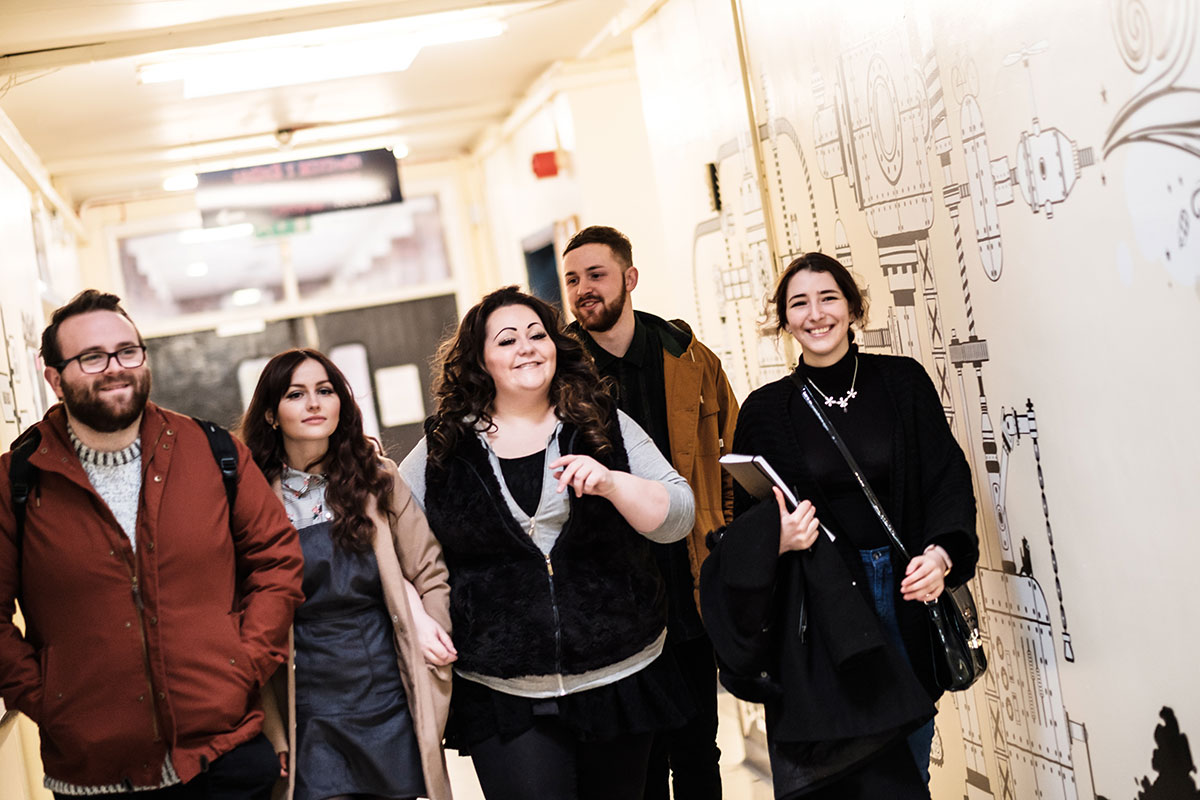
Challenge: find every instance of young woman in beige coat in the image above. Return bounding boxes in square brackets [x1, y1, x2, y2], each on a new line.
[241, 348, 454, 800]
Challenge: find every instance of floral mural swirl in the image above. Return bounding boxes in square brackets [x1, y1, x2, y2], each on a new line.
[1105, 0, 1200, 160]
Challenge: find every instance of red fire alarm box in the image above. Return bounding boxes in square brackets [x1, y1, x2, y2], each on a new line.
[531, 150, 559, 179]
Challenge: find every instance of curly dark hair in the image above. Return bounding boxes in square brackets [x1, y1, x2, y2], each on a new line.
[427, 286, 616, 467]
[239, 348, 393, 553]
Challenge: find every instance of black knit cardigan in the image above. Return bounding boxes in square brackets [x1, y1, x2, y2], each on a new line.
[423, 416, 667, 679]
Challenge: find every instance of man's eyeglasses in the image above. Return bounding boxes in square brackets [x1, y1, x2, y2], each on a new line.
[54, 345, 147, 374]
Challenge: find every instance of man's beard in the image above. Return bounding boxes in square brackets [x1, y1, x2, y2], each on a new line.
[61, 370, 152, 433]
[573, 282, 628, 333]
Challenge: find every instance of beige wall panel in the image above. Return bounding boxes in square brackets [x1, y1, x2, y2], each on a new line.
[634, 0, 790, 401]
[471, 76, 675, 313]
[634, 0, 1200, 798]
[0, 160, 54, 800]
[480, 106, 583, 291]
[566, 78, 672, 313]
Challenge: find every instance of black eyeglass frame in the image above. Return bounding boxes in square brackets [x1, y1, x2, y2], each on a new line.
[53, 345, 147, 374]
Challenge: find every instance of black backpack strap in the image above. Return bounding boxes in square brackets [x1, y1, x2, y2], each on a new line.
[8, 426, 43, 570]
[192, 418, 238, 515]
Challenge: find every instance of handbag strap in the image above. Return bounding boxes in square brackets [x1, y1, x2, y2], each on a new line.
[787, 371, 913, 563]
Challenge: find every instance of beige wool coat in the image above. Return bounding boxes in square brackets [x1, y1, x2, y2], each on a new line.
[261, 459, 453, 800]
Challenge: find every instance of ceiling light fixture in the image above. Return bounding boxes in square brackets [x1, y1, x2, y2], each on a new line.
[231, 288, 264, 307]
[137, 14, 507, 98]
[162, 173, 199, 192]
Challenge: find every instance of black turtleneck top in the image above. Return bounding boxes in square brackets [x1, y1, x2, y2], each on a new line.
[794, 344, 893, 549]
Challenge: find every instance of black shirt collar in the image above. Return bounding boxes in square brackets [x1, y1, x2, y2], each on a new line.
[583, 316, 650, 370]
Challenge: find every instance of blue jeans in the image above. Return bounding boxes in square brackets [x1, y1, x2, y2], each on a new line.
[860, 546, 935, 784]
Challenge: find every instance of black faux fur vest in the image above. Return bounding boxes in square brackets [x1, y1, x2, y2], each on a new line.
[423, 417, 666, 679]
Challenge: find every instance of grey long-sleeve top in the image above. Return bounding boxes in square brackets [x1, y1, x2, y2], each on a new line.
[399, 410, 694, 553]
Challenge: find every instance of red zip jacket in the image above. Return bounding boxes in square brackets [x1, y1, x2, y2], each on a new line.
[0, 403, 303, 788]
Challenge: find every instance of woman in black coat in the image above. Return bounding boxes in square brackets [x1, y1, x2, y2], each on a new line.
[700, 253, 978, 799]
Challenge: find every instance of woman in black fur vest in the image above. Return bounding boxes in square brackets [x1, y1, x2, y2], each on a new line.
[399, 286, 696, 800]
[700, 254, 978, 799]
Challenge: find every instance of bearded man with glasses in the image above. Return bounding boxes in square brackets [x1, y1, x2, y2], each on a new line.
[0, 290, 303, 800]
[50, 344, 151, 433]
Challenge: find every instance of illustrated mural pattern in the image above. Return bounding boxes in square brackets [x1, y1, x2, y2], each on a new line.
[1105, 0, 1200, 279]
[803, 18, 1086, 799]
[634, 0, 1199, 797]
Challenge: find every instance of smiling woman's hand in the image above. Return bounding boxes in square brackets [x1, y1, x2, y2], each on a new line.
[549, 454, 614, 497]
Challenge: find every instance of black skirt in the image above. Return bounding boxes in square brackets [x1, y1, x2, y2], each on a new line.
[446, 649, 695, 750]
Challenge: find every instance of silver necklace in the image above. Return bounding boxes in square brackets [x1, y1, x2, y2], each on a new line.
[806, 357, 859, 412]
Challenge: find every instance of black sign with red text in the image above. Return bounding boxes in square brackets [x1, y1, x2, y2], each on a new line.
[197, 148, 402, 229]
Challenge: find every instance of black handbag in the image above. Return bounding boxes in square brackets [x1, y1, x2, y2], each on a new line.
[789, 372, 986, 691]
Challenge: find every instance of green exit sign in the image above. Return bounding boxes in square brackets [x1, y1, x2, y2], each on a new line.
[255, 218, 311, 238]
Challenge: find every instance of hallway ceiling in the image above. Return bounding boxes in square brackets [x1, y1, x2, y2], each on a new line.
[0, 0, 639, 206]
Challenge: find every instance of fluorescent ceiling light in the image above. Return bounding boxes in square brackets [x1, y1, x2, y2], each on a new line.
[137, 10, 508, 98]
[231, 288, 264, 307]
[143, 42, 420, 98]
[162, 173, 198, 192]
[178, 223, 254, 244]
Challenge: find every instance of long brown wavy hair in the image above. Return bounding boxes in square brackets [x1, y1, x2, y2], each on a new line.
[239, 348, 393, 553]
[427, 286, 616, 468]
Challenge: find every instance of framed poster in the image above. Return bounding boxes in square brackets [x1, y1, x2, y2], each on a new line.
[0, 376, 16, 423]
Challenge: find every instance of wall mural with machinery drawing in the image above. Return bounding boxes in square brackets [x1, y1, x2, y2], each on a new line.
[633, 0, 1200, 798]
